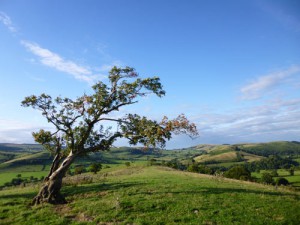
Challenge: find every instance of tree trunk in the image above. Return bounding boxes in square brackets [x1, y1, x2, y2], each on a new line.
[32, 152, 76, 205]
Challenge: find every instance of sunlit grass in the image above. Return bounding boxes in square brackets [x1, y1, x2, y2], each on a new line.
[1, 166, 299, 224]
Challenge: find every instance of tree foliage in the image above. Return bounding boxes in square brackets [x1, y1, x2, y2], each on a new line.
[261, 172, 274, 185]
[276, 177, 289, 186]
[224, 165, 251, 180]
[245, 155, 299, 172]
[89, 162, 102, 174]
[22, 66, 198, 205]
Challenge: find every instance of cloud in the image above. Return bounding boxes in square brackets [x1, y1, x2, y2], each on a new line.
[192, 97, 300, 144]
[0, 11, 17, 33]
[0, 119, 52, 143]
[240, 65, 300, 100]
[1, 12, 122, 85]
[21, 40, 101, 84]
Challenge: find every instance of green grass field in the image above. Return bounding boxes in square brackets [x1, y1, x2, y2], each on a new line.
[1, 166, 300, 224]
[252, 169, 300, 188]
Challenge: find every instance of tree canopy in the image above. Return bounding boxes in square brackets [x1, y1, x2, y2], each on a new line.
[22, 66, 198, 205]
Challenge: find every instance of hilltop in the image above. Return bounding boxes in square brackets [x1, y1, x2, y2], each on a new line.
[0, 141, 300, 224]
[1, 165, 300, 224]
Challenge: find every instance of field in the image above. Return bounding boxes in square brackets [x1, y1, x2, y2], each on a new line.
[252, 169, 300, 188]
[1, 142, 300, 224]
[1, 165, 300, 225]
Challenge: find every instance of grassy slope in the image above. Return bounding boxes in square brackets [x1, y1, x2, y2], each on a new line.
[252, 169, 300, 188]
[194, 146, 264, 164]
[239, 141, 300, 156]
[1, 166, 300, 225]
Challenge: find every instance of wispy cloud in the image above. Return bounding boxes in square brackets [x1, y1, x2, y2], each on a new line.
[0, 11, 17, 33]
[0, 119, 52, 143]
[192, 97, 300, 144]
[240, 65, 300, 100]
[21, 40, 101, 84]
[1, 12, 122, 85]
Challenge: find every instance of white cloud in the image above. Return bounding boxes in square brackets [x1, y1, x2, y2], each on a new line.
[0, 119, 52, 144]
[192, 97, 300, 144]
[0, 11, 17, 33]
[21, 40, 101, 84]
[240, 65, 300, 100]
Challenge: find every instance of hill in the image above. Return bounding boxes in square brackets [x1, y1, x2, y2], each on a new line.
[1, 141, 299, 189]
[0, 143, 43, 165]
[238, 141, 300, 157]
[192, 141, 300, 166]
[0, 166, 299, 224]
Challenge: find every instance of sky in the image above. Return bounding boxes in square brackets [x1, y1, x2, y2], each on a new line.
[0, 0, 300, 148]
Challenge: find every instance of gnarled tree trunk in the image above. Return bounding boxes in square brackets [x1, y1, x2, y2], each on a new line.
[32, 152, 76, 205]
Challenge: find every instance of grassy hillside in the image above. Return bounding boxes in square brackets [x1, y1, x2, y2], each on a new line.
[192, 141, 300, 166]
[238, 141, 300, 157]
[0, 143, 43, 152]
[0, 166, 299, 224]
[193, 144, 265, 164]
[1, 141, 299, 168]
[0, 143, 44, 165]
[1, 141, 299, 188]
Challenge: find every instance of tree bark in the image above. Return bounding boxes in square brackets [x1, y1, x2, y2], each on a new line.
[32, 151, 76, 205]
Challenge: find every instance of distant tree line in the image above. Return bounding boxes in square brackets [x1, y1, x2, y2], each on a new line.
[153, 155, 297, 187]
[244, 155, 298, 172]
[2, 174, 44, 188]
[240, 143, 300, 157]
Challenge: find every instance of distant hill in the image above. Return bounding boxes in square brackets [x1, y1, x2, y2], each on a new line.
[237, 141, 300, 156]
[1, 141, 299, 171]
[0, 143, 43, 165]
[192, 141, 300, 165]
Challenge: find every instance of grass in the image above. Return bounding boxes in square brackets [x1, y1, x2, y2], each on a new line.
[252, 169, 300, 188]
[194, 149, 264, 164]
[1, 166, 300, 224]
[194, 151, 238, 163]
[0, 171, 48, 186]
[0, 164, 51, 186]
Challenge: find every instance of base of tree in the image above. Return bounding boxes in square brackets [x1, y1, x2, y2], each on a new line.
[32, 179, 67, 205]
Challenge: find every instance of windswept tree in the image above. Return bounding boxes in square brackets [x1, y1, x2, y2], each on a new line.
[22, 66, 198, 205]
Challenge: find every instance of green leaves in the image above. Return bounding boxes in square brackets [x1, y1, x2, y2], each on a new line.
[22, 66, 197, 154]
[120, 114, 169, 148]
[119, 113, 198, 149]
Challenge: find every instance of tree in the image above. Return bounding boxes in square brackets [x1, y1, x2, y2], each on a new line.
[74, 165, 86, 175]
[261, 172, 274, 185]
[22, 66, 198, 205]
[288, 166, 295, 176]
[270, 170, 278, 177]
[276, 177, 289, 186]
[89, 162, 102, 174]
[187, 163, 199, 173]
[224, 165, 251, 180]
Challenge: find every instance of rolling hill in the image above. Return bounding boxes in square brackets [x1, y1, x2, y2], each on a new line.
[0, 141, 300, 224]
[1, 141, 300, 171]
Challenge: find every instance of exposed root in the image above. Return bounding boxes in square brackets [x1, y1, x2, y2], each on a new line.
[32, 179, 67, 205]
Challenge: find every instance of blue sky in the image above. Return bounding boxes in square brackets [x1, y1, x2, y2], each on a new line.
[0, 0, 300, 148]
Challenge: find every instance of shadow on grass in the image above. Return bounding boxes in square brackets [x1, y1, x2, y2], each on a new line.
[0, 191, 36, 200]
[1, 180, 298, 203]
[137, 186, 300, 199]
[62, 181, 142, 196]
[62, 180, 299, 199]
